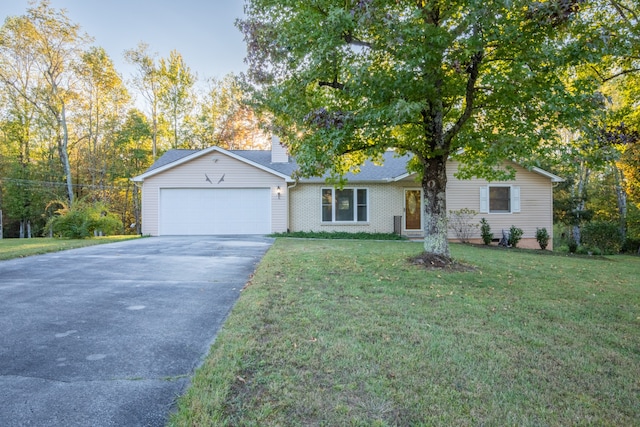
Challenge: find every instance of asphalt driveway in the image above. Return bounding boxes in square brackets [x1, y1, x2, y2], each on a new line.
[0, 235, 273, 426]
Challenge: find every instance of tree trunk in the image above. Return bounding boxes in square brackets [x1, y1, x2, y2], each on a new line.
[152, 102, 158, 160]
[422, 156, 450, 257]
[173, 108, 179, 148]
[58, 104, 74, 205]
[572, 161, 590, 244]
[133, 183, 141, 235]
[122, 184, 130, 231]
[0, 186, 3, 239]
[613, 165, 627, 241]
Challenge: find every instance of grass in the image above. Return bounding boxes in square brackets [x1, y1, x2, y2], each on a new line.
[170, 239, 640, 426]
[0, 235, 140, 260]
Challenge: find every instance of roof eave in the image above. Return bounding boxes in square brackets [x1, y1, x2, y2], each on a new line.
[531, 166, 565, 183]
[131, 146, 294, 182]
[391, 172, 417, 182]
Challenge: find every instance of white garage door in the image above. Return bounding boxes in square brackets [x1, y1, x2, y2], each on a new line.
[159, 188, 271, 235]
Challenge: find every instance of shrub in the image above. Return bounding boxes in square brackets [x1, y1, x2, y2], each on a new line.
[622, 237, 640, 254]
[480, 218, 493, 245]
[47, 200, 123, 239]
[535, 227, 550, 250]
[568, 238, 578, 253]
[577, 245, 602, 256]
[507, 225, 524, 248]
[581, 221, 623, 255]
[448, 208, 478, 243]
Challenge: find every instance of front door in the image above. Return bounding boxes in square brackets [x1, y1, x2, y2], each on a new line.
[405, 189, 422, 231]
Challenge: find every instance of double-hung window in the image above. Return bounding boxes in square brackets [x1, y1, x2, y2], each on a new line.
[480, 185, 520, 214]
[322, 188, 368, 222]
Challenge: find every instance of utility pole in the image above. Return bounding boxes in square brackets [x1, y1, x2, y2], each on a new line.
[0, 183, 3, 239]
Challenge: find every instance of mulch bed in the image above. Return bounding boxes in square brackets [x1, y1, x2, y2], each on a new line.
[408, 252, 477, 272]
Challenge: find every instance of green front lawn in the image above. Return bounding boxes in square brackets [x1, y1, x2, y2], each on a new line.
[0, 236, 140, 260]
[171, 239, 639, 426]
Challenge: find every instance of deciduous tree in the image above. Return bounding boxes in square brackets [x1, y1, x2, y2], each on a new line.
[125, 43, 165, 160]
[0, 0, 91, 204]
[75, 46, 130, 202]
[158, 50, 196, 149]
[239, 0, 615, 258]
[194, 73, 268, 149]
[111, 109, 153, 234]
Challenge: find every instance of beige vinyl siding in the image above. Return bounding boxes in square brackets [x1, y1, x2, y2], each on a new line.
[290, 160, 554, 248]
[289, 183, 404, 234]
[446, 160, 554, 248]
[141, 151, 287, 236]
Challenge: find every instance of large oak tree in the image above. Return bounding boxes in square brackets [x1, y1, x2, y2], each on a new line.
[239, 0, 618, 257]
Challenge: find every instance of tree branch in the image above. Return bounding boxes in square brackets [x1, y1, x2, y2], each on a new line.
[318, 77, 345, 90]
[592, 65, 640, 82]
[589, 65, 606, 82]
[606, 67, 640, 82]
[609, 0, 639, 24]
[342, 31, 372, 49]
[444, 48, 484, 147]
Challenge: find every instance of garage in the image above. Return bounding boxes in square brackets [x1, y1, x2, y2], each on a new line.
[159, 188, 271, 235]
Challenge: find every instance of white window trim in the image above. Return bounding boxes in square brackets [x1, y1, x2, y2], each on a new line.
[480, 185, 520, 214]
[321, 187, 369, 223]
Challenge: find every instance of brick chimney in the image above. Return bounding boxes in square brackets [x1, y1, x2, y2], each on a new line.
[271, 135, 289, 163]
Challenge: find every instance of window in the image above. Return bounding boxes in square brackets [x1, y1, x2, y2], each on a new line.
[480, 186, 520, 214]
[490, 187, 511, 212]
[322, 188, 368, 222]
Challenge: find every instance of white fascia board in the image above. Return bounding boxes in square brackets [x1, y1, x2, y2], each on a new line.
[131, 146, 294, 182]
[298, 178, 393, 184]
[390, 172, 418, 182]
[131, 146, 219, 181]
[531, 166, 565, 183]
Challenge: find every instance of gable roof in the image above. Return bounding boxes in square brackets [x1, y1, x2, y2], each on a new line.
[144, 149, 200, 172]
[133, 147, 563, 183]
[132, 146, 295, 182]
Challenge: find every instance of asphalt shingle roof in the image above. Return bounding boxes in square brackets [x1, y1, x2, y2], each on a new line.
[146, 149, 199, 172]
[140, 147, 563, 184]
[145, 148, 413, 182]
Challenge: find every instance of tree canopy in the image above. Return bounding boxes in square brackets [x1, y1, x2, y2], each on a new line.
[239, 0, 630, 257]
[0, 1, 265, 238]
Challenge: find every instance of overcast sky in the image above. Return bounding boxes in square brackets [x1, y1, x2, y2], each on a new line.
[1, 0, 248, 84]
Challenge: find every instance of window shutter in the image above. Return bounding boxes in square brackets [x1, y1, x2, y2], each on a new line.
[511, 186, 521, 213]
[479, 186, 488, 213]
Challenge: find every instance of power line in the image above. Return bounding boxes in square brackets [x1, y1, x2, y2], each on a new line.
[0, 176, 130, 190]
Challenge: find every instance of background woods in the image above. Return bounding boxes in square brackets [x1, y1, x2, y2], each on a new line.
[0, 1, 267, 238]
[0, 0, 638, 252]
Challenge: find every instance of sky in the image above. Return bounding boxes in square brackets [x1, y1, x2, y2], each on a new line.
[0, 0, 248, 84]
